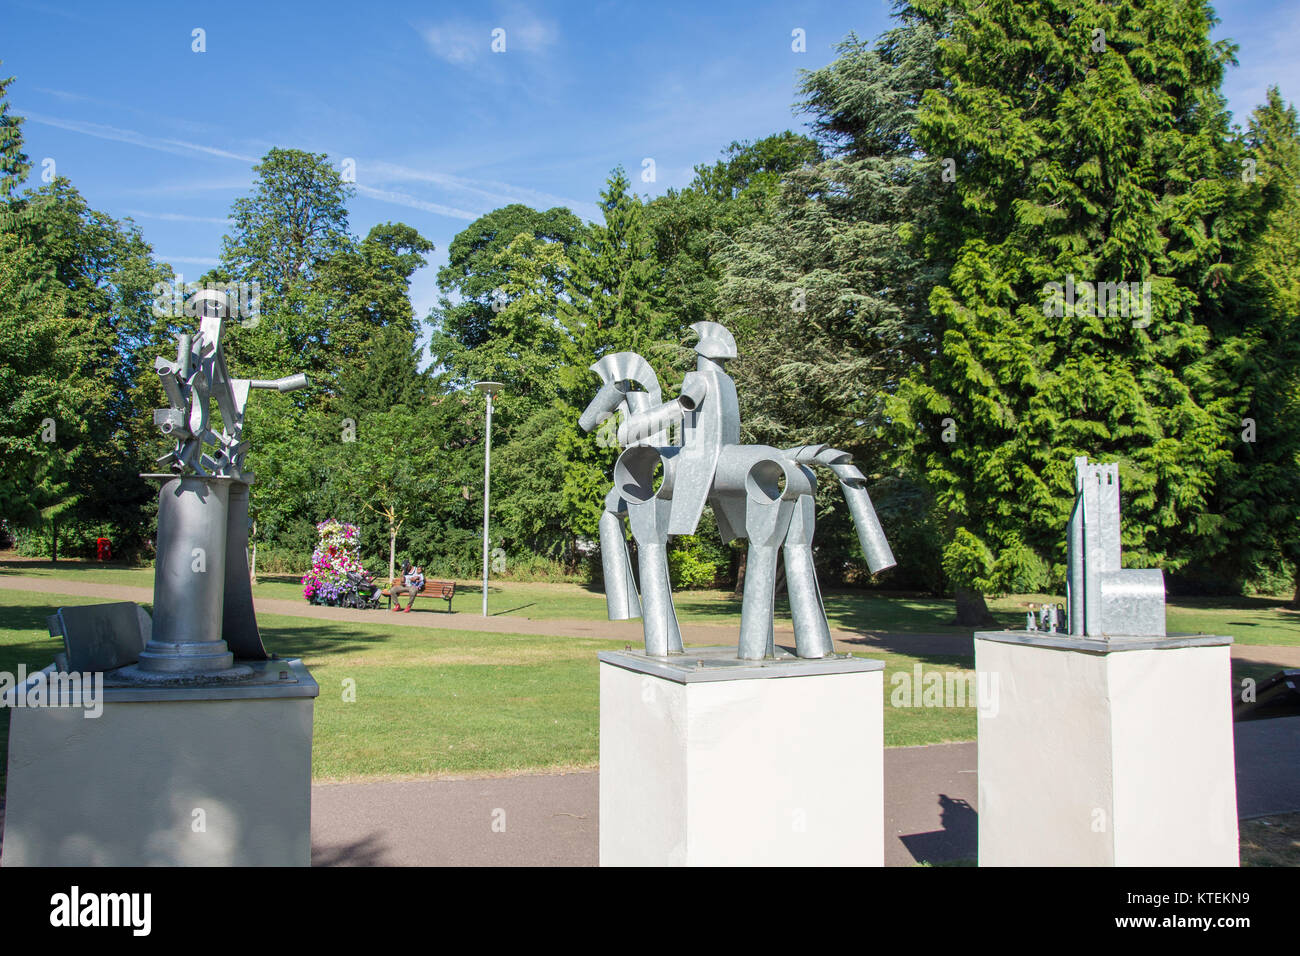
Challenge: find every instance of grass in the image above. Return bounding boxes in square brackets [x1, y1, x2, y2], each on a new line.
[1240, 813, 1300, 866]
[0, 587, 978, 798]
[1, 560, 1295, 790]
[3, 564, 1297, 867]
[7, 555, 1298, 644]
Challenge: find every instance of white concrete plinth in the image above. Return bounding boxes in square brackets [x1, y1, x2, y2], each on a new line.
[975, 632, 1238, 866]
[599, 647, 884, 866]
[1, 659, 318, 866]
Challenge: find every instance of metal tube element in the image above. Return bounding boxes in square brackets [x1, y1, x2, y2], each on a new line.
[177, 334, 192, 380]
[138, 477, 236, 673]
[223, 481, 268, 660]
[833, 473, 897, 573]
[618, 399, 687, 447]
[737, 490, 793, 660]
[737, 544, 779, 660]
[599, 510, 642, 620]
[785, 496, 833, 658]
[579, 381, 624, 433]
[636, 539, 681, 655]
[482, 391, 493, 617]
[626, 498, 681, 655]
[248, 373, 309, 392]
[1068, 496, 1085, 635]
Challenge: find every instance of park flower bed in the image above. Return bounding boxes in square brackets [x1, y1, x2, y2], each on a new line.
[301, 519, 365, 605]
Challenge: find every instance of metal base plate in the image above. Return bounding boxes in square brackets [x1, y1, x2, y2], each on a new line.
[110, 662, 253, 685]
[598, 644, 885, 684]
[975, 629, 1233, 653]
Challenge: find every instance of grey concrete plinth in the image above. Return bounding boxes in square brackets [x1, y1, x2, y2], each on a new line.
[599, 646, 884, 866]
[1, 659, 318, 866]
[974, 630, 1238, 867]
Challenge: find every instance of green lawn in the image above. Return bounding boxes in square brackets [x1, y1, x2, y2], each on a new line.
[2, 560, 1294, 792]
[8, 556, 1297, 644]
[3, 565, 1290, 864]
[0, 587, 978, 797]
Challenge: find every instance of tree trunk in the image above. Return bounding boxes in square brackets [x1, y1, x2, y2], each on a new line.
[50, 518, 58, 564]
[1293, 564, 1300, 609]
[952, 586, 997, 627]
[733, 549, 747, 597]
[388, 521, 397, 583]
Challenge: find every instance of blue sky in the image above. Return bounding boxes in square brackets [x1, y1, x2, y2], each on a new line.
[3, 0, 1297, 351]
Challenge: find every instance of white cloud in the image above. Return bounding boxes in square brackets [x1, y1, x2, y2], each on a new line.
[124, 210, 233, 225]
[419, 21, 485, 65]
[18, 112, 259, 164]
[160, 255, 221, 267]
[353, 184, 479, 221]
[508, 7, 559, 53]
[416, 8, 556, 65]
[364, 159, 597, 218]
[119, 178, 251, 197]
[1218, 6, 1300, 125]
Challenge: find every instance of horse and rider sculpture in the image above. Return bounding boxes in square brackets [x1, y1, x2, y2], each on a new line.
[579, 320, 896, 661]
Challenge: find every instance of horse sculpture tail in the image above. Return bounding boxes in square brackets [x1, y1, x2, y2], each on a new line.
[785, 445, 897, 575]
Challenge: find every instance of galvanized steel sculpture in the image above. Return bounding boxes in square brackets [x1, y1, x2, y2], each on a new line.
[1065, 456, 1165, 637]
[579, 321, 896, 660]
[134, 291, 308, 676]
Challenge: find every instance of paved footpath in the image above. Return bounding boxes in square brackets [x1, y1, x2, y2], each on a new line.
[311, 715, 1299, 866]
[0, 573, 973, 657]
[9, 573, 1300, 665]
[311, 743, 981, 867]
[4, 573, 1299, 865]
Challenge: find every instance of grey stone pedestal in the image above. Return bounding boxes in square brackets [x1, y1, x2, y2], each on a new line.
[974, 630, 1238, 867]
[599, 646, 885, 866]
[1, 658, 318, 866]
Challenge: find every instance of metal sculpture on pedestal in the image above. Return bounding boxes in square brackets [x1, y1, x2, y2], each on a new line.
[122, 290, 308, 680]
[1066, 455, 1165, 637]
[579, 321, 896, 660]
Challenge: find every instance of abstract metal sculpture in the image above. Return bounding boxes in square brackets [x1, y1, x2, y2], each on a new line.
[129, 290, 308, 677]
[579, 321, 896, 660]
[1065, 456, 1165, 637]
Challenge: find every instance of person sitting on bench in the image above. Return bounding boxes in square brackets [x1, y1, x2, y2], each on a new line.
[390, 562, 424, 613]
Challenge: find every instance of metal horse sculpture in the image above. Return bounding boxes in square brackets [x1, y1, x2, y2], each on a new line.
[579, 321, 896, 660]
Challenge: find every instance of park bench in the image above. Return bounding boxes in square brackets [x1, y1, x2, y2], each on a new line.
[381, 578, 457, 612]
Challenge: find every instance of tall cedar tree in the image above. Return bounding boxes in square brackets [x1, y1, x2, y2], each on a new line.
[716, 17, 948, 588]
[1196, 87, 1300, 598]
[890, 0, 1241, 623]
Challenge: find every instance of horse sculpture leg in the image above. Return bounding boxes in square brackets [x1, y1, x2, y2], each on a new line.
[737, 493, 795, 660]
[784, 493, 835, 658]
[626, 497, 682, 655]
[599, 503, 642, 621]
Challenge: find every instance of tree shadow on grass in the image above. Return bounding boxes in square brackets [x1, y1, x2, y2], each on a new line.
[492, 604, 537, 617]
[0, 558, 149, 576]
[1171, 594, 1299, 613]
[0, 595, 403, 667]
[256, 620, 411, 661]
